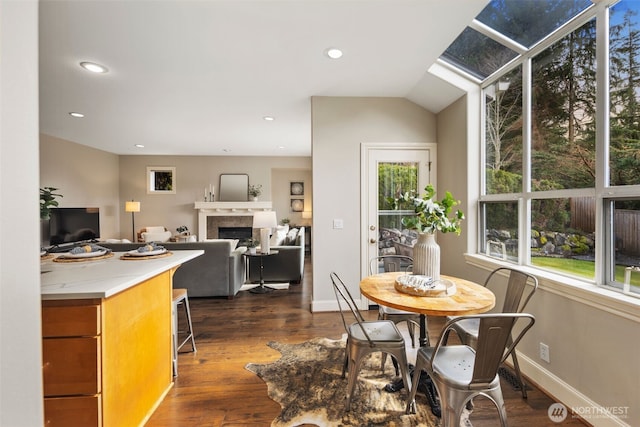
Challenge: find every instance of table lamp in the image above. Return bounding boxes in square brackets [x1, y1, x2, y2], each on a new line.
[253, 211, 277, 254]
[125, 200, 141, 242]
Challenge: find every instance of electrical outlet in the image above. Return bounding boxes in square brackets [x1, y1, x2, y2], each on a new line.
[539, 342, 550, 363]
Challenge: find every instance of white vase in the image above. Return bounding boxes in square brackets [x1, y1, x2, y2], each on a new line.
[412, 232, 440, 279]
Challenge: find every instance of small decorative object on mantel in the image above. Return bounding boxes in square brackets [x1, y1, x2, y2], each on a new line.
[204, 183, 215, 202]
[176, 225, 190, 235]
[388, 184, 464, 279]
[249, 184, 262, 201]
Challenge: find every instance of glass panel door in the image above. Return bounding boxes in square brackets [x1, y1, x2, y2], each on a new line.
[364, 146, 433, 276]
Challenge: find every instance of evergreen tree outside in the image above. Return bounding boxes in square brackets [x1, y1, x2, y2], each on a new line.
[610, 4, 640, 187]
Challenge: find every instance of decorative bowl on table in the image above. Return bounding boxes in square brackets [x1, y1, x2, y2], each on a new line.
[125, 243, 167, 257]
[394, 274, 456, 297]
[64, 244, 110, 258]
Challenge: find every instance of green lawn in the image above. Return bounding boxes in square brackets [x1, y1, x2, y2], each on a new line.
[530, 256, 640, 287]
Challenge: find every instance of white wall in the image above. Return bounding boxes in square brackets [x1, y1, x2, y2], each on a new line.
[0, 1, 44, 425]
[311, 96, 436, 310]
[272, 168, 312, 227]
[40, 134, 121, 240]
[117, 155, 311, 239]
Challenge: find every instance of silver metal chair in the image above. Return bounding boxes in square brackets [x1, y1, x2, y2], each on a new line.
[445, 267, 538, 398]
[369, 255, 420, 347]
[406, 313, 536, 427]
[330, 272, 411, 411]
[172, 288, 196, 376]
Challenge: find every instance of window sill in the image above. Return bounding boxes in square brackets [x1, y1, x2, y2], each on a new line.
[464, 253, 640, 322]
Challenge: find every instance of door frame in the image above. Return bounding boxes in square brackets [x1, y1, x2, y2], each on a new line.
[360, 142, 437, 307]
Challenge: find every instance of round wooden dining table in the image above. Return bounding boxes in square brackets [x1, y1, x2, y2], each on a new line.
[360, 271, 495, 346]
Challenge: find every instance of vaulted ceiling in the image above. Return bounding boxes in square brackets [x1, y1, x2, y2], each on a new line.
[39, 0, 488, 156]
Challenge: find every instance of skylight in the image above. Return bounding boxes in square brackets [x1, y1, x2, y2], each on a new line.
[441, 0, 594, 81]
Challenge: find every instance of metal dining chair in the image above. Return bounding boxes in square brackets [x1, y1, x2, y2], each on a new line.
[445, 267, 538, 398]
[330, 271, 411, 411]
[368, 255, 420, 347]
[406, 313, 536, 427]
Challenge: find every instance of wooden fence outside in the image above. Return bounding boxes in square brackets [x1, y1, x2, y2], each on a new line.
[570, 198, 640, 256]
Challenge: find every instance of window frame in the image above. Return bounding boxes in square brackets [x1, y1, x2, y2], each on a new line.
[476, 0, 640, 300]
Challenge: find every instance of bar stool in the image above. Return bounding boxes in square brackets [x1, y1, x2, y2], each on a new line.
[172, 288, 196, 376]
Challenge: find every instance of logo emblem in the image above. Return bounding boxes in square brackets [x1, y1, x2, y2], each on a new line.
[548, 403, 568, 423]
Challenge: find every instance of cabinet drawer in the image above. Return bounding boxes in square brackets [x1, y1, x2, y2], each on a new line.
[43, 337, 100, 396]
[44, 395, 101, 427]
[42, 304, 100, 337]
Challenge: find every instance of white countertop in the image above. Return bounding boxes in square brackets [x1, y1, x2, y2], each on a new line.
[40, 250, 204, 300]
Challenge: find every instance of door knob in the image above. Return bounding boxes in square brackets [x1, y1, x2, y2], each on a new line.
[370, 238, 376, 244]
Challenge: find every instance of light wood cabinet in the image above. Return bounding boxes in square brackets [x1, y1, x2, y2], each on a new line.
[42, 270, 174, 427]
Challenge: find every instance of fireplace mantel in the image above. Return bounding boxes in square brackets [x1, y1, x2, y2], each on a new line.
[194, 201, 272, 241]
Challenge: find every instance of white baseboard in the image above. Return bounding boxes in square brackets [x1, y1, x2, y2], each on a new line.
[311, 299, 340, 312]
[518, 352, 631, 427]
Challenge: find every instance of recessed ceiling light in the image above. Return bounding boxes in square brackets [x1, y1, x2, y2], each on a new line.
[263, 116, 275, 121]
[69, 112, 84, 118]
[278, 146, 286, 150]
[80, 61, 108, 73]
[134, 144, 144, 148]
[325, 48, 343, 59]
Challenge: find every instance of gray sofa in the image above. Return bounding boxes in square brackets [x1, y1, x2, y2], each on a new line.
[247, 227, 305, 284]
[101, 240, 246, 298]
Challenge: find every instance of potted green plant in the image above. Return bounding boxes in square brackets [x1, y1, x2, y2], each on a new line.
[248, 184, 262, 201]
[40, 187, 63, 220]
[388, 184, 464, 279]
[281, 218, 290, 226]
[246, 238, 259, 254]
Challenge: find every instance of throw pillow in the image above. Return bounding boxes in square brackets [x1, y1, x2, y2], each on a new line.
[145, 226, 166, 233]
[270, 225, 289, 246]
[285, 228, 298, 245]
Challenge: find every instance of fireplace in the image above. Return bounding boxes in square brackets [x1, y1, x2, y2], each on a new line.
[218, 227, 252, 240]
[194, 201, 273, 241]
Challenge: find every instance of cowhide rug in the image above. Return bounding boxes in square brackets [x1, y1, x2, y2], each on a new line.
[246, 337, 451, 427]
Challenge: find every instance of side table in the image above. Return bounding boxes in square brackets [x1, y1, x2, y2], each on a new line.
[243, 251, 279, 293]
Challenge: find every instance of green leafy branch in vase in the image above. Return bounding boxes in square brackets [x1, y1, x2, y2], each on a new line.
[387, 184, 464, 234]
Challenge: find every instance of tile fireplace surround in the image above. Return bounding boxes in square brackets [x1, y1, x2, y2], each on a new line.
[194, 202, 272, 241]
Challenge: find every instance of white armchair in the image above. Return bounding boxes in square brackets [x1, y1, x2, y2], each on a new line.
[139, 226, 172, 243]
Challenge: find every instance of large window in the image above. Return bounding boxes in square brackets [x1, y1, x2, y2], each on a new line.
[477, 0, 640, 297]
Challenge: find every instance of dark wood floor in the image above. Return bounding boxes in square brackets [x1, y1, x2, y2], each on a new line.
[147, 257, 588, 427]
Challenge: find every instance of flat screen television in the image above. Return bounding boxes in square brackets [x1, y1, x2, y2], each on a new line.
[46, 207, 100, 247]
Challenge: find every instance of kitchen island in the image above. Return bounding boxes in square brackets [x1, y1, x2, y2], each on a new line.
[41, 250, 203, 427]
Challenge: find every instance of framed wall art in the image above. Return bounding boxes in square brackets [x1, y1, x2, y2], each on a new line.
[290, 181, 304, 196]
[291, 199, 304, 212]
[147, 166, 176, 194]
